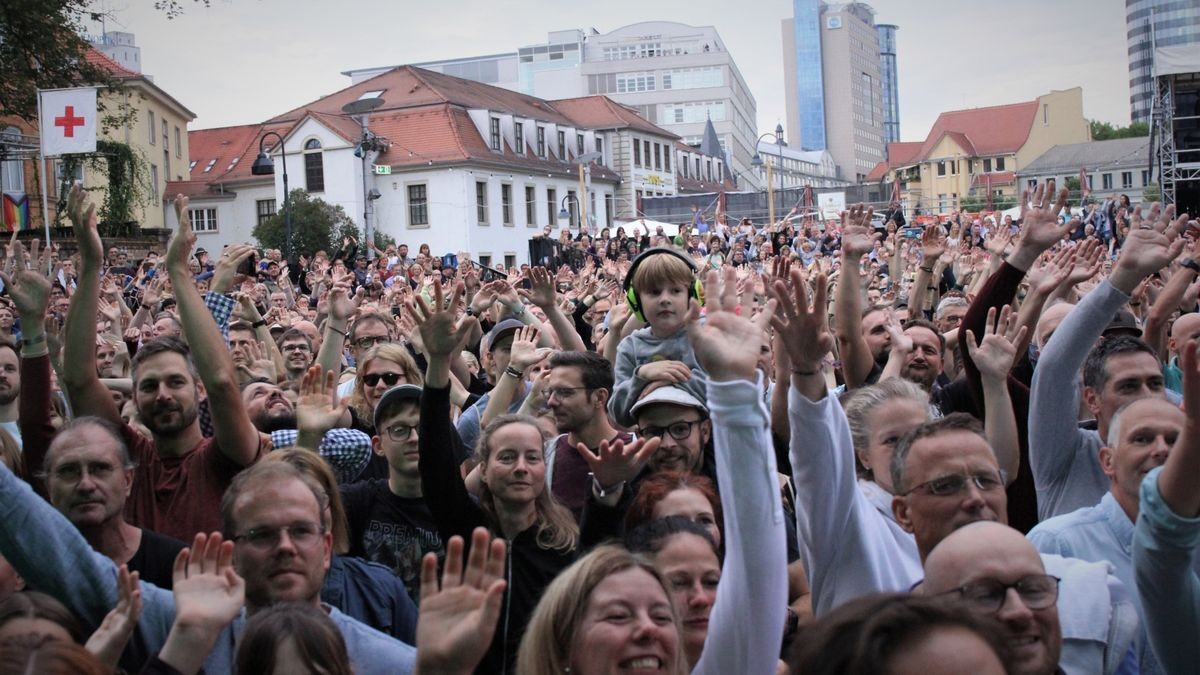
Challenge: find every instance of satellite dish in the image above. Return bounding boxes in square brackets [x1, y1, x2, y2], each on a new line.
[341, 98, 385, 115]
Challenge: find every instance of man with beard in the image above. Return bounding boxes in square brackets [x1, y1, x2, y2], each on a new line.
[0, 342, 20, 448]
[541, 351, 630, 518]
[882, 318, 946, 394]
[61, 187, 266, 541]
[241, 374, 372, 484]
[42, 416, 185, 589]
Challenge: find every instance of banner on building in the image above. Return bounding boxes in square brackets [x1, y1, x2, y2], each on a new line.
[38, 88, 98, 156]
[2, 194, 30, 232]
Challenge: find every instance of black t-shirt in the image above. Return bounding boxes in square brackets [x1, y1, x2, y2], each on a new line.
[340, 479, 444, 605]
[127, 528, 188, 590]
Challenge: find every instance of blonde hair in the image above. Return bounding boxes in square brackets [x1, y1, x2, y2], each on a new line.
[516, 545, 687, 675]
[477, 414, 578, 552]
[350, 343, 424, 428]
[630, 251, 695, 294]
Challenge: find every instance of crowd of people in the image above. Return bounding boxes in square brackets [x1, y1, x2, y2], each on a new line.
[0, 176, 1194, 674]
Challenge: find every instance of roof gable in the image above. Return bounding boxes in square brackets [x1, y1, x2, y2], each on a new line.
[551, 96, 677, 138]
[917, 100, 1037, 159]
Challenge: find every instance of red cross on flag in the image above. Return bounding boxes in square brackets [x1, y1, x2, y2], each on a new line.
[39, 88, 97, 156]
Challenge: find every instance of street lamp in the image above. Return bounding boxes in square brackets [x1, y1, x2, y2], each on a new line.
[250, 131, 292, 261]
[557, 194, 581, 229]
[751, 124, 786, 227]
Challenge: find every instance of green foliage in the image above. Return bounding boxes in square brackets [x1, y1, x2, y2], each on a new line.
[253, 190, 361, 258]
[154, 0, 212, 18]
[54, 140, 149, 237]
[1143, 182, 1161, 203]
[1090, 120, 1150, 141]
[0, 0, 120, 121]
[960, 191, 1017, 213]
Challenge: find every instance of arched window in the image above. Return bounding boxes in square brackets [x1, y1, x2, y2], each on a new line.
[1, 128, 24, 194]
[304, 138, 324, 193]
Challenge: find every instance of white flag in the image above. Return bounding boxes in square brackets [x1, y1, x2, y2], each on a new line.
[39, 88, 98, 157]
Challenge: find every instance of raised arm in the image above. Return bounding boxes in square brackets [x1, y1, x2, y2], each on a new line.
[907, 224, 946, 321]
[1144, 241, 1200, 362]
[166, 196, 260, 466]
[480, 325, 548, 430]
[965, 305, 1026, 484]
[60, 185, 121, 423]
[519, 267, 585, 352]
[686, 268, 786, 675]
[833, 205, 877, 389]
[3, 237, 54, 480]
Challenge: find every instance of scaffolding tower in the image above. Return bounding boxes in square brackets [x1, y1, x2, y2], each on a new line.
[1152, 45, 1200, 214]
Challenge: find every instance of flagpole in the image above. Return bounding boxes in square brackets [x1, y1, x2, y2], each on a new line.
[36, 91, 53, 270]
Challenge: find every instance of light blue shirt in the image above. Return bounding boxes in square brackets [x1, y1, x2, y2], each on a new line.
[1134, 467, 1200, 675]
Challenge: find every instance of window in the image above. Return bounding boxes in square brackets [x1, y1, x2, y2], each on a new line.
[1102, 173, 1113, 190]
[407, 184, 429, 227]
[605, 194, 615, 226]
[695, 157, 700, 176]
[188, 160, 197, 172]
[633, 140, 642, 167]
[525, 186, 536, 226]
[504, 254, 516, 269]
[576, 133, 585, 155]
[1121, 171, 1133, 189]
[1142, 170, 1151, 185]
[150, 164, 159, 199]
[479, 255, 491, 268]
[616, 71, 656, 93]
[664, 148, 670, 173]
[476, 181, 489, 224]
[661, 67, 722, 90]
[256, 199, 276, 226]
[1042, 103, 1049, 125]
[547, 188, 557, 224]
[148, 111, 156, 145]
[536, 127, 546, 157]
[174, 127, 182, 157]
[643, 141, 651, 169]
[489, 117, 501, 151]
[661, 101, 726, 125]
[1027, 178, 1037, 188]
[557, 130, 566, 159]
[515, 123, 524, 153]
[595, 137, 604, 156]
[1, 128, 24, 192]
[189, 207, 217, 232]
[304, 138, 324, 192]
[203, 159, 216, 173]
[995, 157, 1005, 171]
[162, 120, 168, 149]
[983, 158, 992, 172]
[706, 159, 712, 181]
[654, 144, 661, 171]
[937, 161, 946, 176]
[501, 184, 513, 225]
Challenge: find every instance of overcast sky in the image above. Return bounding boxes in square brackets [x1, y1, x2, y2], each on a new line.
[99, 0, 1131, 141]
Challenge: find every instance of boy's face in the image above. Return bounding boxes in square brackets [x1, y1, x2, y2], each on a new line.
[639, 282, 690, 335]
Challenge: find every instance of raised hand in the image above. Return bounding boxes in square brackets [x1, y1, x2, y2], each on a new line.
[296, 365, 347, 437]
[412, 280, 478, 358]
[1012, 179, 1075, 264]
[0, 235, 52, 320]
[1026, 247, 1073, 297]
[965, 305, 1027, 379]
[921, 222, 948, 262]
[579, 436, 661, 490]
[327, 272, 358, 322]
[519, 266, 558, 309]
[686, 267, 777, 382]
[416, 528, 507, 675]
[84, 564, 142, 670]
[210, 244, 256, 295]
[508, 325, 551, 372]
[768, 266, 832, 373]
[67, 183, 104, 269]
[1112, 203, 1189, 294]
[1067, 238, 1104, 286]
[884, 310, 913, 355]
[840, 204, 875, 258]
[166, 194, 196, 273]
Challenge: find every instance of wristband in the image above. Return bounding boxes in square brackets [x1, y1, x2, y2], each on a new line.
[465, 306, 476, 316]
[1181, 257, 1200, 274]
[792, 366, 820, 376]
[329, 326, 349, 340]
[590, 473, 625, 499]
[504, 366, 524, 379]
[140, 303, 154, 311]
[252, 319, 268, 328]
[20, 333, 46, 348]
[919, 266, 934, 273]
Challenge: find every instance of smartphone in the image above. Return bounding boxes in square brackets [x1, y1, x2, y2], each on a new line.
[238, 251, 258, 277]
[902, 228, 922, 239]
[144, 268, 156, 279]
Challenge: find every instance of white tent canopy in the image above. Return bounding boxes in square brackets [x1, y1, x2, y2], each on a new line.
[1156, 46, 1200, 77]
[613, 218, 683, 237]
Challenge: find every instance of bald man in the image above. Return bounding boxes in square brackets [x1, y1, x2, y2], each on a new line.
[1030, 396, 1192, 673]
[1165, 313, 1200, 394]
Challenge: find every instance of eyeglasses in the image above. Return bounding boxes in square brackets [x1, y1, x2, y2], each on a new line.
[385, 423, 417, 442]
[545, 386, 590, 401]
[233, 522, 325, 550]
[945, 574, 1061, 614]
[48, 461, 119, 484]
[640, 420, 702, 442]
[903, 470, 1006, 497]
[353, 335, 390, 351]
[281, 343, 310, 352]
[363, 372, 405, 388]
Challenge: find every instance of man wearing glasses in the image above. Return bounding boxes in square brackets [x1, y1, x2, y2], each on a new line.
[630, 385, 712, 478]
[341, 385, 449, 606]
[336, 311, 397, 399]
[893, 416, 1137, 675]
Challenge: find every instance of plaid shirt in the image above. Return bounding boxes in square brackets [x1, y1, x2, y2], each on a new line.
[271, 428, 372, 483]
[204, 291, 236, 342]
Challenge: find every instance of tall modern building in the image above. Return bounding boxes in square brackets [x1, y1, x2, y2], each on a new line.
[877, 24, 900, 144]
[783, 1, 892, 182]
[1127, 0, 1200, 123]
[343, 22, 760, 188]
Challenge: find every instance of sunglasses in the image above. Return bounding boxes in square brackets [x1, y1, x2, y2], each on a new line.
[363, 372, 405, 388]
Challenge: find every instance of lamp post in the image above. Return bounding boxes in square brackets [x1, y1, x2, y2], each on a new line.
[250, 132, 291, 261]
[557, 194, 582, 231]
[750, 124, 786, 227]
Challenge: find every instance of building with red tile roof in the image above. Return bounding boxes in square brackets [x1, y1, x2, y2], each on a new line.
[866, 88, 1089, 214]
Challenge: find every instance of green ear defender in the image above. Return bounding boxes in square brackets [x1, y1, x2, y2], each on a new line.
[622, 247, 704, 323]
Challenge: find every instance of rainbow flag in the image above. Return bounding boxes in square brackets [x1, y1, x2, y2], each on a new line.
[1, 193, 30, 232]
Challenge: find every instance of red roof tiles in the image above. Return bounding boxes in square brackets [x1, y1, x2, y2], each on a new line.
[551, 96, 678, 139]
[186, 121, 292, 184]
[84, 47, 140, 79]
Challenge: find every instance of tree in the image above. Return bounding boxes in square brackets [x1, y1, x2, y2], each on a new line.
[0, 0, 119, 121]
[1090, 120, 1150, 141]
[1143, 182, 1161, 203]
[253, 190, 360, 259]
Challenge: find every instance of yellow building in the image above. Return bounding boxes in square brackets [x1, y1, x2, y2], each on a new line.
[866, 88, 1090, 214]
[0, 48, 194, 230]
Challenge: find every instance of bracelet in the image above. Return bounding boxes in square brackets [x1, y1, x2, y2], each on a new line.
[252, 319, 268, 328]
[919, 266, 934, 273]
[504, 366, 524, 379]
[140, 303, 153, 311]
[792, 367, 820, 376]
[20, 333, 46, 348]
[465, 306, 476, 316]
[329, 325, 349, 339]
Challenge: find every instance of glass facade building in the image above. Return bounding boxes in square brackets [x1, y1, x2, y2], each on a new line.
[877, 24, 899, 144]
[793, 0, 827, 151]
[1127, 0, 1200, 123]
